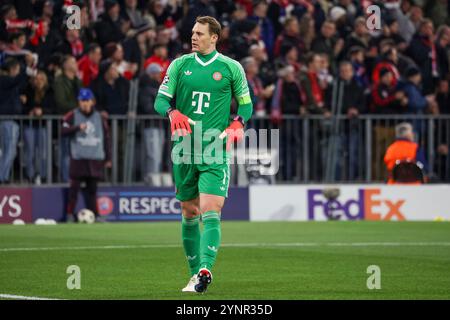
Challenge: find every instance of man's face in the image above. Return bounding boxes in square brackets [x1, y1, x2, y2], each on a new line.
[90, 48, 102, 64]
[410, 6, 423, 22]
[113, 44, 124, 61]
[79, 99, 94, 114]
[107, 64, 120, 80]
[421, 22, 434, 37]
[6, 7, 17, 19]
[340, 64, 354, 81]
[157, 29, 170, 45]
[410, 73, 421, 85]
[15, 35, 26, 49]
[254, 3, 268, 17]
[355, 22, 367, 36]
[310, 55, 322, 72]
[286, 19, 299, 35]
[389, 49, 398, 63]
[43, 2, 54, 16]
[352, 51, 364, 63]
[381, 72, 393, 85]
[321, 22, 336, 38]
[191, 22, 217, 54]
[66, 29, 80, 42]
[65, 57, 78, 73]
[109, 4, 120, 20]
[155, 46, 168, 59]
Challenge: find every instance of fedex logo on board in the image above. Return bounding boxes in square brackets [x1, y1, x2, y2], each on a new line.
[307, 189, 406, 221]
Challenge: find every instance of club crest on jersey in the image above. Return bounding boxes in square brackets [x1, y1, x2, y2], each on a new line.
[213, 72, 222, 81]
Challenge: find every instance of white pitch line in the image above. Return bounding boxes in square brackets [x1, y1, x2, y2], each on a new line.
[1, 242, 450, 252]
[0, 293, 62, 300]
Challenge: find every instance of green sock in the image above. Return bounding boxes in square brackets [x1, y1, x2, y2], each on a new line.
[200, 211, 221, 271]
[181, 215, 201, 276]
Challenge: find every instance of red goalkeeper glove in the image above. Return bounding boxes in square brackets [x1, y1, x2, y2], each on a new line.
[168, 109, 193, 137]
[221, 117, 245, 151]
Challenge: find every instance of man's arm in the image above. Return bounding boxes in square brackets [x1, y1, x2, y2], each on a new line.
[154, 57, 194, 136]
[230, 60, 253, 122]
[154, 58, 180, 116]
[61, 110, 81, 136]
[221, 59, 254, 149]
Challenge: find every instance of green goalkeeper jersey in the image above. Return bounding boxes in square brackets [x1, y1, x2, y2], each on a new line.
[155, 50, 252, 162]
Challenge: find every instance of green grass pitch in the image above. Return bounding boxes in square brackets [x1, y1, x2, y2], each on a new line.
[1, 221, 449, 300]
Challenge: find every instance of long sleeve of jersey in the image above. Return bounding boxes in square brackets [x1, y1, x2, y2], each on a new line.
[154, 58, 180, 116]
[230, 60, 253, 122]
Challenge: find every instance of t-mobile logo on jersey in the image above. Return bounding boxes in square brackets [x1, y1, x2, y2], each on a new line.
[192, 91, 210, 114]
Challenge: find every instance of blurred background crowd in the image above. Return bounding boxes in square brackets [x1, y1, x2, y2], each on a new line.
[0, 0, 449, 185]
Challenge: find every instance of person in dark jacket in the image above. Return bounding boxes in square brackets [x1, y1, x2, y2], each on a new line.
[90, 59, 130, 115]
[23, 70, 55, 184]
[400, 67, 429, 115]
[94, 0, 126, 48]
[325, 61, 366, 180]
[62, 88, 112, 223]
[406, 19, 440, 94]
[0, 57, 27, 183]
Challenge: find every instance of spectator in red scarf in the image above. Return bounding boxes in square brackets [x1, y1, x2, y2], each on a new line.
[372, 47, 401, 87]
[273, 17, 304, 58]
[58, 28, 85, 60]
[77, 44, 102, 87]
[371, 68, 407, 114]
[299, 52, 329, 115]
[242, 56, 274, 117]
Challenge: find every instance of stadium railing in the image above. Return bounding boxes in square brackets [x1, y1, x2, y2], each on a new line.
[0, 114, 449, 185]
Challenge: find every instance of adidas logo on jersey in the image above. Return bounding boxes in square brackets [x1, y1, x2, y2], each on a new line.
[184, 70, 192, 75]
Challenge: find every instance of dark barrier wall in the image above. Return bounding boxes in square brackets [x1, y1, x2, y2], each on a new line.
[0, 187, 249, 223]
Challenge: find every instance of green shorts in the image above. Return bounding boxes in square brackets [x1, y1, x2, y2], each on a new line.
[173, 160, 231, 202]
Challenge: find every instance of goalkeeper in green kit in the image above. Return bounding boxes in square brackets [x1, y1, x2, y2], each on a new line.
[154, 16, 253, 293]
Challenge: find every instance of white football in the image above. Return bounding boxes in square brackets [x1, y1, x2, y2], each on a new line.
[12, 219, 25, 225]
[35, 218, 47, 225]
[77, 209, 96, 224]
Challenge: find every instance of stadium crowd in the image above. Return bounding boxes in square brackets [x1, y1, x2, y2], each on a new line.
[0, 0, 449, 184]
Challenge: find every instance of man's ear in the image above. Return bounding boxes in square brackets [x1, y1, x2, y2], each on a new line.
[211, 34, 219, 43]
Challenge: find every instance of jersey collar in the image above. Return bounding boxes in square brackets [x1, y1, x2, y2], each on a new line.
[194, 51, 219, 67]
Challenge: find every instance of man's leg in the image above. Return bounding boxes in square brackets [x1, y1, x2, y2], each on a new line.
[198, 193, 225, 272]
[85, 177, 99, 216]
[181, 197, 201, 276]
[66, 178, 81, 222]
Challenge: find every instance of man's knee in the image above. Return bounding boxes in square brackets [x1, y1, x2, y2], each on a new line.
[200, 200, 224, 214]
[181, 198, 201, 218]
